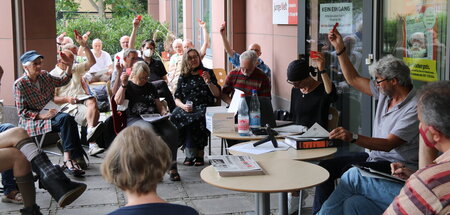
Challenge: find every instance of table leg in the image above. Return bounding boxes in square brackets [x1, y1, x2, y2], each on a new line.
[297, 190, 304, 215]
[279, 192, 288, 215]
[257, 193, 270, 215]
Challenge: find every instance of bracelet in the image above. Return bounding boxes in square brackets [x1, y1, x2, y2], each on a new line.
[121, 85, 127, 88]
[336, 47, 346, 56]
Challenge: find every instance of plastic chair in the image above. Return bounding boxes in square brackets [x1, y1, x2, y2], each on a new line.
[213, 68, 227, 87]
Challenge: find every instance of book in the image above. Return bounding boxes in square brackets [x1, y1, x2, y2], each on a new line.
[208, 155, 265, 177]
[353, 164, 405, 183]
[140, 113, 171, 123]
[284, 123, 333, 149]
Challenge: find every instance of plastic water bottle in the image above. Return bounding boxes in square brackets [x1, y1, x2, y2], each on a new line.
[237, 93, 250, 136]
[249, 89, 261, 128]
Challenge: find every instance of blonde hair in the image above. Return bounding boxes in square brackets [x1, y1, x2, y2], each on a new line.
[130, 61, 150, 81]
[101, 126, 172, 194]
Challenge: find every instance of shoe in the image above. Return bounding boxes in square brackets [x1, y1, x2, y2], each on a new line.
[168, 169, 181, 181]
[88, 144, 105, 156]
[75, 156, 89, 170]
[287, 191, 308, 215]
[20, 204, 43, 215]
[1, 190, 23, 204]
[87, 122, 105, 143]
[194, 157, 205, 166]
[63, 160, 85, 177]
[183, 157, 195, 166]
[31, 153, 87, 207]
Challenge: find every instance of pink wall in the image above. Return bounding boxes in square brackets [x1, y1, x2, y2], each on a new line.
[246, 0, 297, 108]
[158, 0, 171, 25]
[183, 0, 193, 40]
[0, 1, 16, 106]
[211, 0, 226, 70]
[147, 0, 159, 20]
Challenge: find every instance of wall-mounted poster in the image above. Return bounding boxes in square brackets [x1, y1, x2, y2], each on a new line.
[319, 3, 353, 34]
[273, 0, 298, 24]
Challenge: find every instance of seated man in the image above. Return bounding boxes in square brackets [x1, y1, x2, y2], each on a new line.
[318, 81, 450, 215]
[52, 32, 104, 156]
[219, 22, 271, 78]
[14, 50, 86, 177]
[0, 126, 87, 213]
[84, 39, 113, 83]
[312, 29, 420, 214]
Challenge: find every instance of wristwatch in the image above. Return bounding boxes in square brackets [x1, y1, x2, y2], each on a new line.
[351, 133, 359, 143]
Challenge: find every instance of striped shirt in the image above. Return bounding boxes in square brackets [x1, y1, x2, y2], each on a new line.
[222, 68, 271, 97]
[384, 149, 450, 215]
[14, 71, 71, 137]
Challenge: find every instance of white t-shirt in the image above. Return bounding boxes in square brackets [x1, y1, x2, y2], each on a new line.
[50, 62, 88, 97]
[88, 50, 112, 75]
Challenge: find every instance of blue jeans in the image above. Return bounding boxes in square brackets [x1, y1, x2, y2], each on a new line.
[313, 152, 392, 214]
[51, 113, 83, 159]
[317, 167, 403, 215]
[0, 123, 17, 195]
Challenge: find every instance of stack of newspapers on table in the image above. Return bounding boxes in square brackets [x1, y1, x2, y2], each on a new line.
[208, 155, 265, 177]
[284, 123, 334, 149]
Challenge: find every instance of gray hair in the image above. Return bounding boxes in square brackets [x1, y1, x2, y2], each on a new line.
[123, 48, 138, 58]
[369, 55, 412, 88]
[172, 39, 183, 48]
[239, 50, 258, 66]
[92, 38, 102, 45]
[417, 81, 450, 138]
[62, 43, 77, 53]
[22, 61, 32, 66]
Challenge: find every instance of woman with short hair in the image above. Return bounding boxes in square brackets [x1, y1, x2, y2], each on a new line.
[102, 126, 198, 215]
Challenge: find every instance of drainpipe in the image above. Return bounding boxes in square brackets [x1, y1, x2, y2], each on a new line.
[14, 0, 24, 78]
[226, 0, 232, 72]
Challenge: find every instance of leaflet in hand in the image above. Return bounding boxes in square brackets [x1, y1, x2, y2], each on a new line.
[208, 155, 265, 177]
[76, 94, 94, 102]
[228, 88, 245, 114]
[140, 113, 171, 123]
[39, 101, 67, 115]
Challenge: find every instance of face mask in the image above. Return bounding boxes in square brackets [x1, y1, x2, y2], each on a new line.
[143, 49, 153, 58]
[419, 125, 437, 148]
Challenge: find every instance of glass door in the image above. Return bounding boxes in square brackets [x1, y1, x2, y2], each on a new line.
[306, 0, 372, 140]
[379, 0, 447, 89]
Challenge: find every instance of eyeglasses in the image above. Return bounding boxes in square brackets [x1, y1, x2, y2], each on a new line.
[375, 78, 390, 84]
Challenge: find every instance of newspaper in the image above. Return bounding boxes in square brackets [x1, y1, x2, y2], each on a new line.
[208, 155, 265, 177]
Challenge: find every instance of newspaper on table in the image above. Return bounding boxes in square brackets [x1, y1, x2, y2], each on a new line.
[208, 155, 265, 177]
[140, 113, 171, 123]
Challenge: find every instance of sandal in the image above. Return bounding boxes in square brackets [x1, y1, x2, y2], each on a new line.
[1, 190, 23, 204]
[63, 160, 85, 177]
[194, 157, 204, 166]
[168, 169, 181, 181]
[183, 157, 195, 166]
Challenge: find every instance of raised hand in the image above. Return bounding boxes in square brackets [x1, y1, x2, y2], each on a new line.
[311, 52, 326, 71]
[198, 19, 206, 28]
[219, 22, 226, 35]
[133, 16, 141, 28]
[57, 32, 66, 43]
[74, 30, 87, 47]
[328, 29, 345, 51]
[82, 31, 91, 42]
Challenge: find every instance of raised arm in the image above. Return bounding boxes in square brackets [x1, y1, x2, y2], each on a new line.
[114, 72, 129, 105]
[312, 52, 333, 94]
[198, 19, 210, 59]
[219, 22, 235, 57]
[328, 29, 372, 96]
[74, 31, 96, 70]
[129, 17, 141, 49]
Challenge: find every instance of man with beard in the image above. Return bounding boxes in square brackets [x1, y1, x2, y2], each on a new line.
[311, 29, 419, 215]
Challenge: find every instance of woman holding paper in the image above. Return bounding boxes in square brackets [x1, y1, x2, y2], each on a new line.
[114, 61, 181, 181]
[170, 48, 221, 166]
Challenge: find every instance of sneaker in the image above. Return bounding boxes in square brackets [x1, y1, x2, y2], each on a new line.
[288, 191, 308, 214]
[88, 143, 105, 156]
[86, 122, 104, 143]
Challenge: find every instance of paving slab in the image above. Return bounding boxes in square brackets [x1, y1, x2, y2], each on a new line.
[184, 182, 242, 198]
[55, 205, 119, 215]
[67, 189, 118, 207]
[192, 196, 254, 214]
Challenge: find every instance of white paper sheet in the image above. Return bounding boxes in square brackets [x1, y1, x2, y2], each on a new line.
[39, 101, 62, 115]
[273, 125, 307, 135]
[298, 123, 329, 138]
[228, 141, 290, 155]
[228, 88, 245, 114]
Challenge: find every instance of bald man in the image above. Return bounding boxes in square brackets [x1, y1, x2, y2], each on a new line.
[219, 22, 271, 78]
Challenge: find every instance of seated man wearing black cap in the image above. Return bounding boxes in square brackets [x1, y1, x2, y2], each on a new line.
[287, 53, 337, 129]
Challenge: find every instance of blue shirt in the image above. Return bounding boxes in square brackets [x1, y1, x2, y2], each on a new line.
[228, 52, 271, 78]
[108, 203, 199, 215]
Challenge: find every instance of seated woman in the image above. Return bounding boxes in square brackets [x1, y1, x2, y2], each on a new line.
[288, 53, 337, 129]
[170, 48, 221, 166]
[14, 50, 86, 177]
[114, 61, 181, 181]
[102, 126, 198, 215]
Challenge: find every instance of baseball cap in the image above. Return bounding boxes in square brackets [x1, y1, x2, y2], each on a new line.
[20, 50, 44, 64]
[287, 57, 313, 82]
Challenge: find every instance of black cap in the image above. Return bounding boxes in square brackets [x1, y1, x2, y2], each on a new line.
[287, 57, 313, 81]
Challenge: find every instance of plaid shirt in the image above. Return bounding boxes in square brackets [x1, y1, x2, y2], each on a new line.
[222, 67, 271, 97]
[14, 70, 71, 137]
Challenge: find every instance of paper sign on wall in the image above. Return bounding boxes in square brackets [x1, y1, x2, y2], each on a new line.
[273, 0, 298, 24]
[403, 57, 437, 82]
[319, 3, 353, 34]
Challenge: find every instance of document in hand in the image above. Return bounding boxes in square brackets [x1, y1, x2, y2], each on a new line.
[76, 94, 94, 102]
[39, 101, 67, 115]
[353, 164, 405, 183]
[208, 155, 265, 177]
[140, 113, 171, 123]
[284, 123, 333, 149]
[227, 88, 245, 114]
